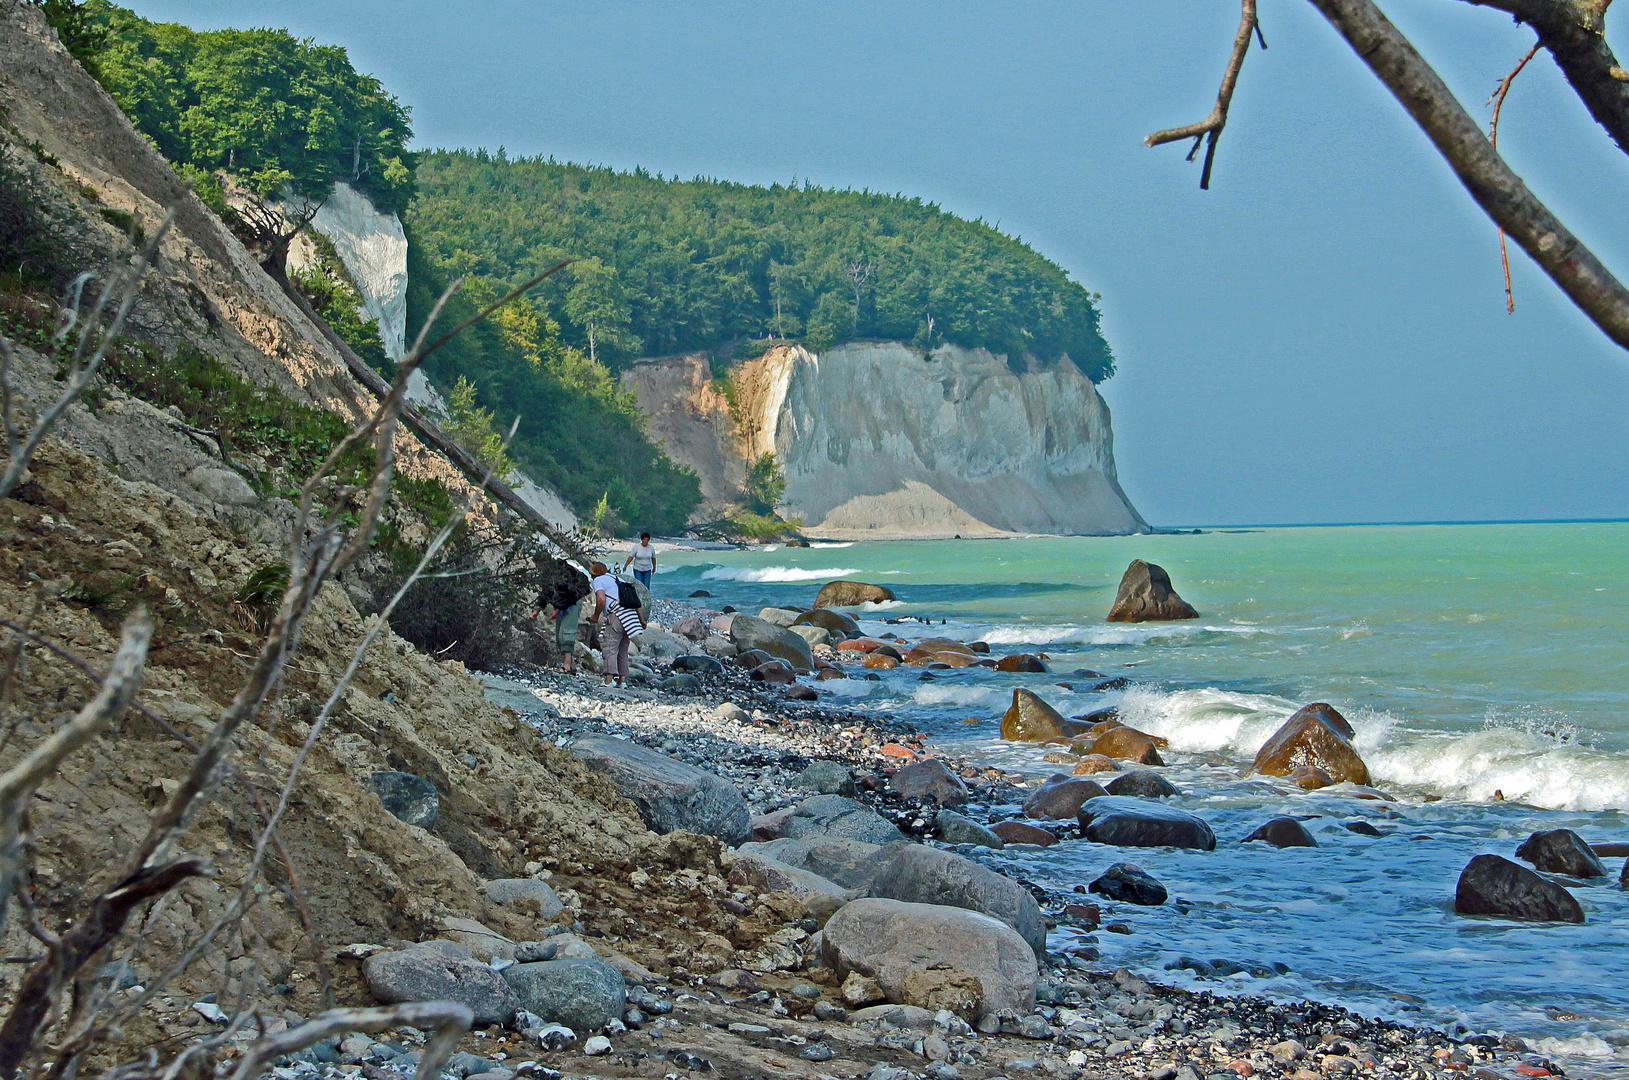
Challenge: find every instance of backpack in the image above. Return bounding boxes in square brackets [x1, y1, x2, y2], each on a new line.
[615, 577, 642, 610]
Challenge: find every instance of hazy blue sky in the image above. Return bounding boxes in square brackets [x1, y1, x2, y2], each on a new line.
[135, 0, 1629, 526]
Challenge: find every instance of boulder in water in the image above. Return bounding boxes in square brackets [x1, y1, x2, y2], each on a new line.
[1105, 560, 1199, 622]
[1088, 862, 1168, 905]
[1072, 754, 1118, 775]
[1078, 796, 1216, 851]
[1090, 727, 1166, 766]
[1021, 776, 1107, 819]
[1242, 817, 1318, 848]
[1252, 703, 1370, 785]
[991, 820, 1058, 846]
[1105, 770, 1180, 798]
[815, 580, 898, 608]
[1001, 689, 1083, 742]
[730, 613, 815, 669]
[1515, 829, 1606, 878]
[995, 653, 1049, 673]
[1454, 854, 1585, 923]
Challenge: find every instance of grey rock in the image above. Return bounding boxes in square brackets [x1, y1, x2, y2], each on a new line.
[934, 811, 1005, 849]
[789, 624, 831, 648]
[783, 794, 904, 846]
[485, 878, 564, 920]
[867, 842, 1046, 957]
[445, 1053, 495, 1078]
[793, 760, 856, 796]
[1088, 862, 1167, 905]
[670, 654, 724, 675]
[728, 851, 849, 901]
[738, 836, 885, 890]
[729, 614, 815, 670]
[185, 464, 258, 506]
[1516, 829, 1606, 878]
[567, 735, 749, 844]
[813, 1000, 849, 1022]
[671, 616, 710, 642]
[98, 960, 139, 990]
[1078, 796, 1216, 851]
[503, 959, 628, 1031]
[1104, 770, 1181, 799]
[658, 673, 702, 694]
[1022, 777, 1107, 819]
[1454, 854, 1585, 923]
[437, 916, 516, 961]
[365, 771, 438, 828]
[888, 759, 969, 806]
[515, 940, 558, 962]
[758, 606, 802, 627]
[363, 944, 520, 1025]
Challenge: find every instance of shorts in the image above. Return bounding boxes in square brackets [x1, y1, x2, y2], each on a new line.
[555, 599, 583, 649]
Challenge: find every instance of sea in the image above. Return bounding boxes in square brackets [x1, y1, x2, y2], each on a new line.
[654, 523, 1629, 1066]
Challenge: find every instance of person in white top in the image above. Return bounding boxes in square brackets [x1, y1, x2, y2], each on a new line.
[622, 532, 657, 589]
[589, 560, 644, 687]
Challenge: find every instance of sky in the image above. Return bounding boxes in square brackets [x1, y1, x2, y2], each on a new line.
[132, 0, 1629, 526]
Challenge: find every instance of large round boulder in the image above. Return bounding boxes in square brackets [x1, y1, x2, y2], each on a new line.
[867, 843, 1047, 957]
[1001, 689, 1084, 743]
[1088, 862, 1167, 905]
[1104, 770, 1180, 798]
[1515, 829, 1606, 878]
[995, 654, 1049, 673]
[1242, 817, 1318, 848]
[934, 811, 1005, 849]
[729, 613, 815, 670]
[1252, 703, 1370, 785]
[364, 943, 520, 1025]
[888, 758, 969, 805]
[502, 959, 627, 1031]
[793, 608, 862, 637]
[1090, 727, 1166, 766]
[566, 735, 750, 844]
[728, 851, 850, 902]
[1078, 796, 1216, 851]
[820, 898, 1038, 1021]
[1105, 560, 1199, 622]
[783, 794, 905, 846]
[815, 580, 898, 608]
[1454, 854, 1585, 923]
[739, 836, 884, 890]
[1021, 776, 1108, 820]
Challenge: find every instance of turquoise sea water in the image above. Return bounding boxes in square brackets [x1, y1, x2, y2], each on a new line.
[657, 524, 1629, 1062]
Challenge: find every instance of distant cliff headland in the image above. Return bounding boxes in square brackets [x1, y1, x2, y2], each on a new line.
[64, 0, 1145, 538]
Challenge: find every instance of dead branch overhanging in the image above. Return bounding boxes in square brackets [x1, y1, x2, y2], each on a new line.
[1145, 0, 1265, 188]
[1308, 0, 1629, 351]
[1488, 43, 1542, 313]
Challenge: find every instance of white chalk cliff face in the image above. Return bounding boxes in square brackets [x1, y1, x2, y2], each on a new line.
[624, 342, 1148, 537]
[296, 181, 408, 359]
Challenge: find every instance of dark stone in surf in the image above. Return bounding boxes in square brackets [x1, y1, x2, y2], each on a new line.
[1104, 770, 1180, 799]
[1454, 854, 1584, 923]
[991, 820, 1058, 847]
[1092, 677, 1130, 692]
[1078, 796, 1216, 851]
[1022, 777, 1107, 820]
[1516, 829, 1605, 878]
[1089, 862, 1167, 906]
[996, 653, 1049, 673]
[1243, 817, 1318, 848]
[1105, 560, 1199, 622]
[1343, 820, 1383, 836]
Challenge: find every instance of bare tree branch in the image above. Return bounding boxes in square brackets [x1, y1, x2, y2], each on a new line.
[1488, 43, 1542, 312]
[1308, 0, 1629, 351]
[225, 1003, 471, 1080]
[1457, 0, 1629, 156]
[1146, 0, 1264, 188]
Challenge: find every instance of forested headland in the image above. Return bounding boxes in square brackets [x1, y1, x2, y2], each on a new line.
[47, 0, 1117, 531]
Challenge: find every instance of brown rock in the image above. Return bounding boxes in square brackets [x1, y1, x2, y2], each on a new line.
[863, 652, 900, 670]
[1072, 754, 1118, 775]
[1253, 703, 1369, 785]
[1242, 817, 1319, 848]
[815, 668, 848, 681]
[995, 654, 1049, 673]
[1022, 776, 1108, 820]
[1042, 751, 1080, 765]
[840, 970, 887, 1006]
[1105, 559, 1199, 622]
[1000, 688, 1083, 742]
[751, 807, 796, 840]
[1090, 726, 1166, 766]
[990, 820, 1058, 846]
[1289, 765, 1334, 790]
[815, 580, 898, 608]
[782, 684, 818, 701]
[752, 662, 795, 684]
[792, 608, 862, 637]
[914, 637, 976, 656]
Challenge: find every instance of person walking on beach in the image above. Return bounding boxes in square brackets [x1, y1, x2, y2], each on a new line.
[589, 560, 645, 687]
[529, 562, 590, 674]
[623, 532, 657, 589]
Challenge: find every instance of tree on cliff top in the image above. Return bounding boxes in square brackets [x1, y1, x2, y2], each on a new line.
[407, 151, 1118, 381]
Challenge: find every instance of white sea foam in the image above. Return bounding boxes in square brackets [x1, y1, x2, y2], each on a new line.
[697, 565, 859, 582]
[1113, 686, 1300, 756]
[1368, 727, 1629, 811]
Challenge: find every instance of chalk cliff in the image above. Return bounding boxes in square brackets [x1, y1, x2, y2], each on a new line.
[289, 180, 409, 359]
[623, 342, 1148, 537]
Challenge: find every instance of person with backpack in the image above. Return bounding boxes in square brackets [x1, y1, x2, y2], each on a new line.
[589, 560, 645, 687]
[528, 560, 590, 674]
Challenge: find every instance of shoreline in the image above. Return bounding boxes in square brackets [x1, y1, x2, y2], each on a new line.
[450, 597, 1583, 1080]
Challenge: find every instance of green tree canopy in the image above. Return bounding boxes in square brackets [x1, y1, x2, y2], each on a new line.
[407, 152, 1117, 380]
[66, 1, 414, 211]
